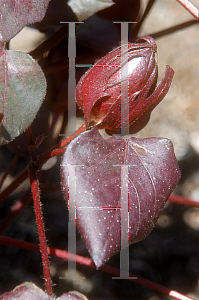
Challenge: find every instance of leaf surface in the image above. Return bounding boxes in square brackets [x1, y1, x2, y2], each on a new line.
[61, 127, 180, 267]
[0, 0, 50, 42]
[0, 49, 46, 145]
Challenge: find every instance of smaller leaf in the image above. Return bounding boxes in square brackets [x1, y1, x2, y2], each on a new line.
[68, 0, 114, 21]
[0, 49, 46, 146]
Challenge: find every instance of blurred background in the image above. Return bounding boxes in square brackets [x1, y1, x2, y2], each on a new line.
[0, 0, 198, 299]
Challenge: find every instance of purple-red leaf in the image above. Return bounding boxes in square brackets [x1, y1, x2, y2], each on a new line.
[61, 127, 180, 268]
[0, 48, 46, 146]
[0, 0, 50, 42]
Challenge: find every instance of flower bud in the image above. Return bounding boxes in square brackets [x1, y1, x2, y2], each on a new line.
[76, 36, 174, 133]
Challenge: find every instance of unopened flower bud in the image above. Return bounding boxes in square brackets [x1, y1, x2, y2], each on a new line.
[76, 36, 174, 133]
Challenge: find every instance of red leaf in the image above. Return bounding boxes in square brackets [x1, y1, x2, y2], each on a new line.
[0, 0, 50, 42]
[61, 127, 180, 268]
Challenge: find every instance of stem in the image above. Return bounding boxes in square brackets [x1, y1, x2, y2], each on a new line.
[0, 189, 31, 235]
[42, 53, 94, 75]
[0, 236, 195, 300]
[132, 0, 157, 39]
[49, 111, 62, 136]
[38, 122, 86, 167]
[169, 194, 199, 207]
[148, 19, 198, 40]
[29, 163, 53, 296]
[176, 0, 199, 20]
[52, 122, 86, 150]
[55, 112, 68, 144]
[0, 153, 20, 189]
[0, 123, 86, 203]
[26, 127, 53, 296]
[0, 167, 29, 203]
[29, 27, 69, 60]
[42, 61, 68, 75]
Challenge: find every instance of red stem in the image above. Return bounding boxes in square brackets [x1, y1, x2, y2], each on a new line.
[38, 122, 86, 167]
[0, 123, 86, 203]
[176, 0, 199, 20]
[168, 194, 199, 207]
[28, 163, 53, 296]
[26, 127, 53, 296]
[0, 235, 194, 300]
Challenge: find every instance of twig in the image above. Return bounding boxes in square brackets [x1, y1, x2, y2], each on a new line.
[132, 0, 157, 39]
[0, 167, 29, 203]
[169, 194, 199, 207]
[0, 189, 31, 235]
[176, 0, 199, 20]
[0, 153, 20, 189]
[38, 122, 86, 167]
[0, 236, 195, 300]
[42, 61, 68, 75]
[29, 26, 68, 60]
[0, 123, 86, 203]
[142, 19, 198, 40]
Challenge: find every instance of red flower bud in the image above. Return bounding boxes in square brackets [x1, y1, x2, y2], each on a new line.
[76, 36, 174, 133]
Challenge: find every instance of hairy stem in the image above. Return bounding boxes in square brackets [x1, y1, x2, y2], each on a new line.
[29, 163, 53, 296]
[26, 127, 53, 296]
